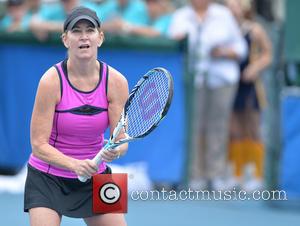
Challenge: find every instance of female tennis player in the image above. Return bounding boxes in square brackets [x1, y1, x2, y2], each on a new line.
[24, 6, 129, 226]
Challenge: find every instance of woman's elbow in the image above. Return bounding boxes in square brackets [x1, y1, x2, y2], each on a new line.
[30, 139, 45, 157]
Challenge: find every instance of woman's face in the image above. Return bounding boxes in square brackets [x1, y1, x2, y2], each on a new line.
[63, 20, 103, 60]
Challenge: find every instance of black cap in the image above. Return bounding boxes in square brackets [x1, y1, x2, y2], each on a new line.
[63, 6, 101, 32]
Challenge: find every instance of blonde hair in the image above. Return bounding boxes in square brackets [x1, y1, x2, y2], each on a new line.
[240, 0, 252, 12]
[240, 0, 255, 19]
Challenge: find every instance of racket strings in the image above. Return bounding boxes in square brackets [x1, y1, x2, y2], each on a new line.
[126, 70, 170, 138]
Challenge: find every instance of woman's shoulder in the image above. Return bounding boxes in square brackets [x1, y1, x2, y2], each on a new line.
[244, 21, 267, 41]
[107, 65, 128, 84]
[40, 66, 60, 83]
[106, 65, 128, 100]
[251, 22, 267, 35]
[38, 66, 61, 101]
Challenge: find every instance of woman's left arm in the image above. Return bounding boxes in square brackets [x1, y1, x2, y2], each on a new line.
[242, 23, 272, 81]
[101, 67, 129, 162]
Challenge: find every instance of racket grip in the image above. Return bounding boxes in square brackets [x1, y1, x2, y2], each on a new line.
[77, 147, 105, 182]
[93, 150, 104, 165]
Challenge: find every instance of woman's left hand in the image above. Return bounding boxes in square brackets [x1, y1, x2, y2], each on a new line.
[101, 147, 121, 162]
[242, 65, 259, 82]
[100, 143, 128, 162]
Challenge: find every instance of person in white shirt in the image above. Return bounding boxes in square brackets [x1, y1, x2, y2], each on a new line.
[168, 0, 247, 190]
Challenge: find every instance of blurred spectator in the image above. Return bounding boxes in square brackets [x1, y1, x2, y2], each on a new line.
[120, 0, 173, 37]
[0, 2, 6, 19]
[225, 0, 272, 191]
[29, 0, 99, 40]
[0, 0, 31, 32]
[100, 0, 149, 34]
[168, 0, 247, 190]
[172, 0, 187, 8]
[26, 0, 47, 17]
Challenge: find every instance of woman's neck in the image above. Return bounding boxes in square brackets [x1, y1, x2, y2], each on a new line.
[67, 57, 98, 78]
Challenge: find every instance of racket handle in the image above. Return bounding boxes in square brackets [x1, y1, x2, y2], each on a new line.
[93, 149, 104, 165]
[77, 147, 105, 182]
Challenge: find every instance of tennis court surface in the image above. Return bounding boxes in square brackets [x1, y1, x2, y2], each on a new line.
[1, 193, 300, 226]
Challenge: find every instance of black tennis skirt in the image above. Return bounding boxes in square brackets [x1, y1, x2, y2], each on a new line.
[24, 164, 111, 218]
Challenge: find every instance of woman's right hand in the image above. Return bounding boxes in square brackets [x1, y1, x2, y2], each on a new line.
[71, 159, 98, 179]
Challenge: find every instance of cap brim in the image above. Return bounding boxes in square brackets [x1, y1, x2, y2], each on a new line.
[66, 15, 98, 31]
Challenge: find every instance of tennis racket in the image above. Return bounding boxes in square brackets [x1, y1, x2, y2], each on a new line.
[78, 67, 174, 182]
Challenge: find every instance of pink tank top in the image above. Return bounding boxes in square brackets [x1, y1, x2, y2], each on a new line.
[29, 60, 109, 178]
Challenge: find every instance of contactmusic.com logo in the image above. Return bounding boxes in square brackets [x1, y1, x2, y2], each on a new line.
[93, 173, 128, 213]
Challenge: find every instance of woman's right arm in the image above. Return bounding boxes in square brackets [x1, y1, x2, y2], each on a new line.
[30, 67, 98, 178]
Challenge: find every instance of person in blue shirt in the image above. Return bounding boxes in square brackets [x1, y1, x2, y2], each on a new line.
[111, 0, 173, 37]
[0, 0, 30, 32]
[100, 0, 149, 34]
[30, 0, 99, 41]
[26, 0, 48, 18]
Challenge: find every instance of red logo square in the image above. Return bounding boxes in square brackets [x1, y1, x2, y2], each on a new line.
[92, 173, 128, 213]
